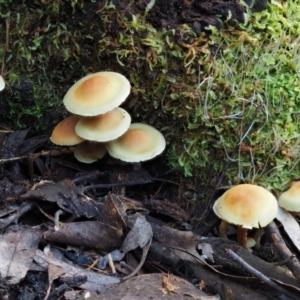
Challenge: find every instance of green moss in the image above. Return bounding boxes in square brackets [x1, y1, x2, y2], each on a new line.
[167, 0, 300, 191]
[0, 0, 102, 129]
[1, 0, 299, 193]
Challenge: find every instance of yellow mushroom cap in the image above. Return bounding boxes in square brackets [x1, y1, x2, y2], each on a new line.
[105, 123, 166, 162]
[75, 107, 131, 142]
[63, 72, 131, 116]
[213, 184, 278, 229]
[74, 141, 107, 163]
[279, 181, 300, 212]
[50, 116, 84, 146]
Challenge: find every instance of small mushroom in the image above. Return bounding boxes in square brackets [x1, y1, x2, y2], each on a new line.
[246, 237, 256, 249]
[105, 123, 166, 163]
[213, 184, 278, 248]
[74, 141, 107, 163]
[0, 75, 5, 91]
[50, 116, 84, 146]
[63, 71, 131, 116]
[278, 181, 300, 214]
[75, 107, 131, 142]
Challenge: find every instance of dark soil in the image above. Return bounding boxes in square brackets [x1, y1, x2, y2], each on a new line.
[116, 0, 266, 30]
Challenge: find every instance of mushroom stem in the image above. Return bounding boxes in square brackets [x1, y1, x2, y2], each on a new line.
[237, 226, 248, 248]
[219, 220, 229, 239]
[253, 228, 265, 249]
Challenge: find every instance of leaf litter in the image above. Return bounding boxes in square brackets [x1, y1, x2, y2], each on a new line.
[2, 164, 300, 299]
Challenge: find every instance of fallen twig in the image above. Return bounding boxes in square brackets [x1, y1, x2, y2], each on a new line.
[36, 205, 65, 227]
[226, 248, 297, 299]
[272, 255, 296, 266]
[0, 148, 73, 164]
[84, 178, 178, 191]
[264, 221, 300, 282]
[54, 210, 63, 231]
[0, 202, 35, 231]
[107, 253, 116, 274]
[122, 238, 152, 281]
[71, 171, 109, 184]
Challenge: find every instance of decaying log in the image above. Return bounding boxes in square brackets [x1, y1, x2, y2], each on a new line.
[226, 248, 298, 299]
[147, 224, 300, 298]
[196, 237, 300, 289]
[188, 262, 271, 300]
[147, 220, 300, 289]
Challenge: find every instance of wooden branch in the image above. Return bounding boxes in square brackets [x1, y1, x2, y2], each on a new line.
[196, 237, 300, 289]
[264, 221, 300, 282]
[122, 238, 152, 281]
[0, 148, 73, 164]
[226, 248, 297, 299]
[188, 261, 270, 300]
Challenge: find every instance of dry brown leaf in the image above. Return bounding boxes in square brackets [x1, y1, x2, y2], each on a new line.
[0, 225, 42, 284]
[121, 214, 153, 253]
[161, 273, 179, 295]
[48, 263, 65, 282]
[34, 248, 120, 292]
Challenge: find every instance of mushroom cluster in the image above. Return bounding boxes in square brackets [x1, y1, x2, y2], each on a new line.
[50, 71, 166, 163]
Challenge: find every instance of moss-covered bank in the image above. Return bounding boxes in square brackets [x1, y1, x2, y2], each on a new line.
[0, 0, 299, 194]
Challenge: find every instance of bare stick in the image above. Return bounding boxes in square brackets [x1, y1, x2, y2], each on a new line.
[54, 210, 63, 231]
[107, 253, 116, 274]
[264, 221, 300, 282]
[122, 238, 152, 281]
[0, 148, 73, 164]
[84, 178, 178, 191]
[272, 255, 296, 266]
[226, 248, 297, 299]
[119, 261, 134, 273]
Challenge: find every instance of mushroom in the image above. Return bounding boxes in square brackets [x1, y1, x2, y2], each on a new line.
[105, 123, 166, 162]
[213, 184, 278, 248]
[246, 237, 256, 249]
[74, 141, 107, 163]
[75, 107, 131, 142]
[0, 75, 5, 91]
[50, 116, 84, 146]
[63, 71, 131, 116]
[278, 181, 300, 214]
